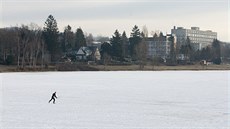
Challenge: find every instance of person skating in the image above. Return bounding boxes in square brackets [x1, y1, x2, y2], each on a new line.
[49, 92, 57, 104]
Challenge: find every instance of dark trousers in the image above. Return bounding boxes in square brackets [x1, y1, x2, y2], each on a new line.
[49, 98, 56, 104]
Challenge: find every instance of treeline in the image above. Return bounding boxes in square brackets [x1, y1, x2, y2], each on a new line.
[0, 24, 45, 67]
[0, 14, 230, 69]
[0, 15, 94, 67]
[0, 15, 156, 68]
[101, 27, 230, 66]
[175, 37, 228, 65]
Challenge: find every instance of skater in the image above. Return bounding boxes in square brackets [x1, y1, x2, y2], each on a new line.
[49, 92, 57, 104]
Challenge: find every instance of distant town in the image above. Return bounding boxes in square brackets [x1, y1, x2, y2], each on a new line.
[0, 15, 230, 71]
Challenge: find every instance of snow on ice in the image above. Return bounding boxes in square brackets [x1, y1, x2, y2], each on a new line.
[0, 71, 229, 129]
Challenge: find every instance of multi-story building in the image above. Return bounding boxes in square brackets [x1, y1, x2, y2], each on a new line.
[171, 26, 217, 51]
[146, 34, 175, 59]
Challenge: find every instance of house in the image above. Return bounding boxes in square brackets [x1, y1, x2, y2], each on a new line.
[88, 46, 101, 61]
[76, 47, 92, 60]
[76, 46, 101, 62]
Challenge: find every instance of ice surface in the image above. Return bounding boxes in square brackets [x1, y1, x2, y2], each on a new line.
[0, 71, 229, 129]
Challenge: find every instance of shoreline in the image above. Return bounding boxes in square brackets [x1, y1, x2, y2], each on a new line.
[1, 64, 230, 73]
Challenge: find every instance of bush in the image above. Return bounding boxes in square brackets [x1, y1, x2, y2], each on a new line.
[6, 55, 14, 65]
[212, 58, 221, 65]
[56, 63, 99, 71]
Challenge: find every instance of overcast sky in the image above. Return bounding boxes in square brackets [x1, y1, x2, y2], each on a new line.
[0, 0, 229, 42]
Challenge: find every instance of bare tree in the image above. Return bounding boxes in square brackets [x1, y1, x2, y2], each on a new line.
[18, 25, 31, 68]
[151, 56, 159, 70]
[0, 24, 44, 68]
[142, 25, 148, 37]
[28, 23, 44, 68]
[135, 27, 148, 70]
[85, 33, 94, 46]
[16, 24, 44, 68]
[103, 52, 111, 70]
[136, 40, 147, 70]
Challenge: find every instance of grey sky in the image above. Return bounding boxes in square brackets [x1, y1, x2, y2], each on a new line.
[0, 0, 229, 41]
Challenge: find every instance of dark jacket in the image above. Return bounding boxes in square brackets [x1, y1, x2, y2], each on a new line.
[52, 92, 57, 99]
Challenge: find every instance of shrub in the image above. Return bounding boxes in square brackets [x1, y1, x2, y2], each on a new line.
[212, 58, 221, 65]
[6, 55, 14, 65]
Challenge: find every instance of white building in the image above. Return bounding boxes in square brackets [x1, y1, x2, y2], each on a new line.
[171, 26, 217, 51]
[146, 35, 175, 59]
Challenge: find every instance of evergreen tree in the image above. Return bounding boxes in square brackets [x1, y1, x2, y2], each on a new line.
[110, 30, 123, 60]
[63, 25, 74, 52]
[100, 42, 112, 66]
[100, 42, 112, 59]
[159, 32, 164, 37]
[212, 39, 221, 64]
[121, 31, 129, 58]
[185, 37, 193, 60]
[129, 25, 142, 60]
[43, 15, 59, 61]
[153, 33, 158, 39]
[168, 35, 176, 64]
[193, 50, 201, 61]
[75, 27, 86, 50]
[130, 25, 141, 38]
[101, 42, 112, 54]
[179, 36, 193, 62]
[200, 47, 211, 60]
[158, 32, 164, 42]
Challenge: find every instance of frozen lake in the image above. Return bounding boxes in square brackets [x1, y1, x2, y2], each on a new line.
[0, 71, 229, 129]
